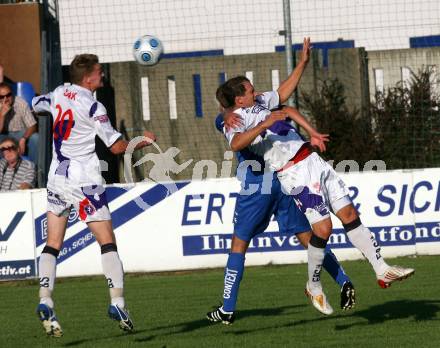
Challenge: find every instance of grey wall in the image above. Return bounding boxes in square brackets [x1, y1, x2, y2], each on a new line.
[368, 47, 440, 98]
[110, 48, 369, 182]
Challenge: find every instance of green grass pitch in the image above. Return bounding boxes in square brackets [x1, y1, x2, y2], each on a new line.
[1, 255, 439, 347]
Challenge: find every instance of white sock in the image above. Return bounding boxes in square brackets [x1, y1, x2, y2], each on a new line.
[110, 294, 125, 308]
[38, 252, 57, 308]
[346, 224, 388, 275]
[307, 244, 325, 295]
[39, 296, 54, 308]
[102, 251, 125, 308]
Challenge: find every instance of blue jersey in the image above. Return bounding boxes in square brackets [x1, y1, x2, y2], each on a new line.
[215, 113, 310, 241]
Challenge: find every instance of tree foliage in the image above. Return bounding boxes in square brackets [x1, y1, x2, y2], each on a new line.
[301, 68, 440, 170]
[371, 67, 440, 169]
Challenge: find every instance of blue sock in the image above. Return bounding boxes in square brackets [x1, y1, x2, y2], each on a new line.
[222, 252, 245, 312]
[322, 249, 351, 287]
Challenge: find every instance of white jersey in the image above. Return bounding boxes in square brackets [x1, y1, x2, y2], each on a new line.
[224, 91, 305, 171]
[32, 84, 120, 222]
[32, 84, 121, 184]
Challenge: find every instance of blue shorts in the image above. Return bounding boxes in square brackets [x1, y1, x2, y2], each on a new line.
[233, 177, 311, 242]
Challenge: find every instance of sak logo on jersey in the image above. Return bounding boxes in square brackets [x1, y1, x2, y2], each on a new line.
[63, 89, 77, 100]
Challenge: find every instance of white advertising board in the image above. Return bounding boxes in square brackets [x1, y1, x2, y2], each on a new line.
[1, 168, 439, 280]
[0, 191, 36, 280]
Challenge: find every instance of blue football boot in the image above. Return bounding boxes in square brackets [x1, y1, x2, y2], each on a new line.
[108, 304, 134, 332]
[36, 303, 63, 337]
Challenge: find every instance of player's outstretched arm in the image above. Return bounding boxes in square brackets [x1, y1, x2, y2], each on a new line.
[281, 105, 329, 152]
[32, 94, 52, 115]
[229, 110, 287, 151]
[277, 37, 311, 104]
[110, 130, 156, 155]
[281, 106, 316, 135]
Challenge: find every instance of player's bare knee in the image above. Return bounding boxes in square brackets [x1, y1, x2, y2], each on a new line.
[296, 231, 312, 248]
[44, 236, 64, 251]
[230, 236, 249, 253]
[336, 204, 359, 225]
[311, 218, 332, 239]
[342, 215, 362, 234]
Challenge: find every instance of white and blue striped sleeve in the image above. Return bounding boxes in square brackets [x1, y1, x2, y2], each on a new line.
[90, 101, 122, 147]
[32, 92, 53, 113]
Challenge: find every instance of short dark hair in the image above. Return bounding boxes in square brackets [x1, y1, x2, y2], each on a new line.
[69, 54, 99, 84]
[0, 136, 19, 148]
[216, 76, 250, 108]
[0, 82, 12, 92]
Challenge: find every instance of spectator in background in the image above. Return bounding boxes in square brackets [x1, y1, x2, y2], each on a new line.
[0, 63, 15, 89]
[0, 136, 36, 191]
[0, 81, 39, 165]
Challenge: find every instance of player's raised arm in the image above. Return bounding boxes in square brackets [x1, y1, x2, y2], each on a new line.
[281, 105, 329, 152]
[277, 37, 311, 104]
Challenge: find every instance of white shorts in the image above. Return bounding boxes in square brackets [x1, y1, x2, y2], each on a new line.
[46, 160, 111, 222]
[277, 152, 351, 224]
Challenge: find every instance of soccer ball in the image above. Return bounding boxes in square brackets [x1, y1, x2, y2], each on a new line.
[133, 35, 164, 66]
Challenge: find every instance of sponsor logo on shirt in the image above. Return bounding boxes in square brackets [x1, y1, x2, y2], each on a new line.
[251, 104, 268, 113]
[93, 115, 109, 123]
[47, 189, 67, 207]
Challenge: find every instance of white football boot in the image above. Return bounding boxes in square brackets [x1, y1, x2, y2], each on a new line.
[377, 265, 415, 288]
[305, 282, 334, 315]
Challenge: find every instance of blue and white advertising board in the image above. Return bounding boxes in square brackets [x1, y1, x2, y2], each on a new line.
[0, 191, 36, 280]
[1, 168, 439, 280]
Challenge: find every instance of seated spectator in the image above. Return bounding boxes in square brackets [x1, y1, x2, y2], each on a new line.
[0, 81, 39, 165]
[0, 137, 36, 191]
[0, 63, 15, 91]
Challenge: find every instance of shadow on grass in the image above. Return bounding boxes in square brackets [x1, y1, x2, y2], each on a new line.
[214, 299, 440, 336]
[62, 299, 440, 344]
[61, 306, 302, 345]
[335, 299, 440, 330]
[132, 304, 306, 343]
[62, 329, 151, 346]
